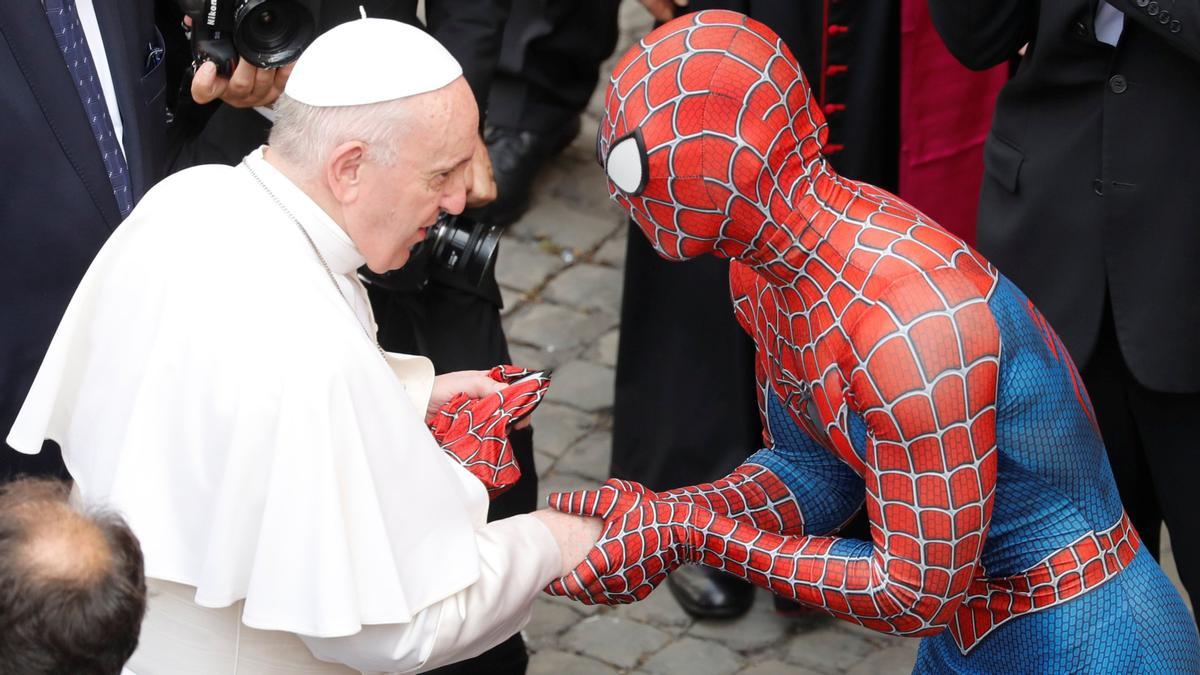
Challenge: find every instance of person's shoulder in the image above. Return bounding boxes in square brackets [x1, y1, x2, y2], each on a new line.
[131, 163, 248, 227]
[146, 163, 242, 201]
[110, 163, 269, 282]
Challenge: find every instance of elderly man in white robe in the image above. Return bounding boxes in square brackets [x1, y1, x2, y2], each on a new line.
[6, 17, 600, 675]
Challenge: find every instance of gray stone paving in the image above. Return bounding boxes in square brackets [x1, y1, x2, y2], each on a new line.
[494, 3, 1191, 673]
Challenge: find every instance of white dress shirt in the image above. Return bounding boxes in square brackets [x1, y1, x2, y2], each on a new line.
[47, 0, 126, 155]
[1096, 1, 1126, 47]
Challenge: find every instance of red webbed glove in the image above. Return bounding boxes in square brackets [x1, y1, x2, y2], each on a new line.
[575, 468, 804, 537]
[544, 480, 821, 608]
[656, 464, 804, 535]
[541, 465, 807, 601]
[543, 481, 709, 604]
[429, 365, 550, 498]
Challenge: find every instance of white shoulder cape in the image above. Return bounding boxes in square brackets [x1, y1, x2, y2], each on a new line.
[8, 161, 485, 638]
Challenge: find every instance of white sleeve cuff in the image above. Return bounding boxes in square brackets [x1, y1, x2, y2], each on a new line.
[300, 513, 561, 673]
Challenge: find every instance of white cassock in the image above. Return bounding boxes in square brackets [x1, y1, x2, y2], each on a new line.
[7, 147, 561, 674]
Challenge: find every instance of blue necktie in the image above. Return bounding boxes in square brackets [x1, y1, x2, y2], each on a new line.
[44, 0, 133, 218]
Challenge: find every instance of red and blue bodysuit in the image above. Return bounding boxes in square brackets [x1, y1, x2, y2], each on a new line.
[548, 11, 1200, 672]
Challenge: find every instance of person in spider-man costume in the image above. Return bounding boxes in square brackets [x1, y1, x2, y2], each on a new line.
[546, 10, 1200, 672]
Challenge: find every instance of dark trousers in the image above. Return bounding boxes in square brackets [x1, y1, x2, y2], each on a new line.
[487, 0, 620, 133]
[368, 279, 536, 675]
[1082, 301, 1199, 619]
[610, 225, 762, 489]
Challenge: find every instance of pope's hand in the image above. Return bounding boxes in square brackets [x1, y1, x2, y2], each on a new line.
[191, 59, 293, 108]
[531, 508, 605, 577]
[543, 481, 704, 605]
[427, 367, 551, 497]
[428, 370, 506, 421]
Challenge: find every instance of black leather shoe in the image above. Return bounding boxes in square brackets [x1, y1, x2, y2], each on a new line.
[773, 594, 820, 619]
[666, 566, 755, 620]
[473, 117, 582, 227]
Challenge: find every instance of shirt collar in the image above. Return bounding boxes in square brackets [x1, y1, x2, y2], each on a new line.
[243, 146, 366, 275]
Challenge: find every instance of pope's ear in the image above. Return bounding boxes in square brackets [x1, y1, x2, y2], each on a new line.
[325, 141, 368, 204]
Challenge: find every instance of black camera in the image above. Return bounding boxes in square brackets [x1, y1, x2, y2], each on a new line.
[358, 213, 503, 292]
[178, 0, 316, 76]
[423, 213, 503, 288]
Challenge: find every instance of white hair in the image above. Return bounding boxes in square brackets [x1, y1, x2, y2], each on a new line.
[268, 94, 413, 177]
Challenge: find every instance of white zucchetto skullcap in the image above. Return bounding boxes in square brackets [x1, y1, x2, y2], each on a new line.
[285, 18, 463, 107]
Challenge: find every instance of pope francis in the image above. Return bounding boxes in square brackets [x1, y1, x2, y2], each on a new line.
[6, 17, 599, 675]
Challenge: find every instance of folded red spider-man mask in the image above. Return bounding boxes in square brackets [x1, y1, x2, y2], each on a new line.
[428, 365, 551, 498]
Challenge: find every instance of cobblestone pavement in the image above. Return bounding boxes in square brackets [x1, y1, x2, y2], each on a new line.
[493, 4, 1191, 673]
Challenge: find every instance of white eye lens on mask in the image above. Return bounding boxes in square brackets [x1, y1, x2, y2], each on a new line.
[604, 129, 648, 196]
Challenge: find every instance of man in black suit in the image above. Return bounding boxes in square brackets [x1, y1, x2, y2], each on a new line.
[0, 0, 163, 480]
[929, 0, 1200, 619]
[0, 0, 283, 481]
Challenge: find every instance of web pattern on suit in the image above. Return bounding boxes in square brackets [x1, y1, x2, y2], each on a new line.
[567, 11, 1152, 656]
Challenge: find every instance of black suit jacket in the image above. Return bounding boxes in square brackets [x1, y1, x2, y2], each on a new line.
[0, 0, 168, 477]
[930, 0, 1200, 393]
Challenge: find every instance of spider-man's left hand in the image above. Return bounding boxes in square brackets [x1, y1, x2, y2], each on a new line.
[544, 481, 710, 605]
[429, 365, 550, 498]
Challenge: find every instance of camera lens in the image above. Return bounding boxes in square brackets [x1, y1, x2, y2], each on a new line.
[427, 214, 502, 287]
[233, 0, 315, 69]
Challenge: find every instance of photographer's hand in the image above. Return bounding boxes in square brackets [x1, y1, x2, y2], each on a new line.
[464, 134, 498, 208]
[639, 0, 688, 22]
[191, 59, 293, 108]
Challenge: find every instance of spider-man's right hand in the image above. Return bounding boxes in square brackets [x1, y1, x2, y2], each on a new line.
[544, 482, 709, 605]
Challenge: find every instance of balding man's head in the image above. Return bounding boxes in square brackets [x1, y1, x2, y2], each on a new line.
[0, 478, 146, 675]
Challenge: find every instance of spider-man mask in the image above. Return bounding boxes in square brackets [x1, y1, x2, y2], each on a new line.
[597, 10, 829, 261]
